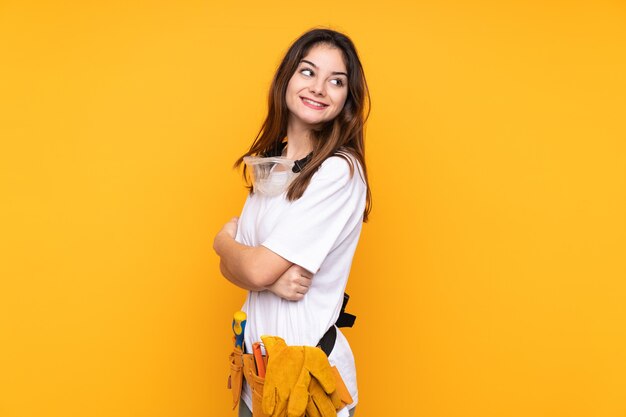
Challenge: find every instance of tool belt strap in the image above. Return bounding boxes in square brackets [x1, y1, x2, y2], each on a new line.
[317, 292, 356, 357]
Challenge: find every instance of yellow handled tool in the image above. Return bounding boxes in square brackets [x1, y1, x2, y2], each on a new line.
[232, 311, 247, 350]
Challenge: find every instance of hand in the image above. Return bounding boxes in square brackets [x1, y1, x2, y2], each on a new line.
[266, 264, 312, 301]
[219, 217, 239, 239]
[213, 217, 239, 253]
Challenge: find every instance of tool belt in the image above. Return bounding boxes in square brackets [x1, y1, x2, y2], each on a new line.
[227, 293, 356, 416]
[227, 341, 269, 415]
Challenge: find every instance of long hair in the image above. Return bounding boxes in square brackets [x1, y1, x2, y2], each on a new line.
[235, 28, 372, 222]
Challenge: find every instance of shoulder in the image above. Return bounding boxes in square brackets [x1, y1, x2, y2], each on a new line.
[316, 153, 365, 184]
[303, 154, 366, 201]
[319, 155, 351, 176]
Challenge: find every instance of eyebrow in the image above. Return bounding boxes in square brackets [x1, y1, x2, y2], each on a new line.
[300, 59, 348, 77]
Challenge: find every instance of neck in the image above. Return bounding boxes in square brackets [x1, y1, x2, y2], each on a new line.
[285, 116, 314, 159]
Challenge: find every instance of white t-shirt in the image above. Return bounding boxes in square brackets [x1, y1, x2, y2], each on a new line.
[235, 154, 366, 413]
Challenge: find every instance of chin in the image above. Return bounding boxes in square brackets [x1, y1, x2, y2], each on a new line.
[294, 114, 324, 127]
[303, 117, 326, 126]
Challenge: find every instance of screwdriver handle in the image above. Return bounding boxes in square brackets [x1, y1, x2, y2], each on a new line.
[232, 311, 247, 350]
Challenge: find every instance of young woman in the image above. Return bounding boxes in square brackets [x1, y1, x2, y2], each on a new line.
[214, 28, 371, 417]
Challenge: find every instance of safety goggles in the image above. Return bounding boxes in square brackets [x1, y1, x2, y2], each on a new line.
[243, 156, 300, 197]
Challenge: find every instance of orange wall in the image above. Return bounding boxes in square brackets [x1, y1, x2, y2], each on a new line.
[1, 1, 625, 416]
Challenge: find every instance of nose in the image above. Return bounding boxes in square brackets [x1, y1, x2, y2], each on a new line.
[309, 78, 326, 96]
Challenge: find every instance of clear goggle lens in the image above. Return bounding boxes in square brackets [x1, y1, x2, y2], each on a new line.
[243, 156, 299, 197]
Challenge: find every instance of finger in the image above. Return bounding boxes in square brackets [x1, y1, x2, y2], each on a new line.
[292, 278, 310, 290]
[293, 265, 313, 277]
[285, 281, 308, 300]
[293, 283, 308, 295]
[289, 286, 308, 298]
[291, 292, 304, 301]
[296, 276, 312, 287]
[300, 271, 313, 280]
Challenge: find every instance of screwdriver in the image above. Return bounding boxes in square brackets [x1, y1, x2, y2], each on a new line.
[232, 311, 247, 350]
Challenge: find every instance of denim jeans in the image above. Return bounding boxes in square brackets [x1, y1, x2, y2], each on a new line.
[238, 401, 356, 417]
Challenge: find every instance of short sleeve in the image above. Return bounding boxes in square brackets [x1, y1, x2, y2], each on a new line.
[261, 156, 366, 273]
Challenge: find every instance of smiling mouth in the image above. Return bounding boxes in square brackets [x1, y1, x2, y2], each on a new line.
[300, 96, 328, 109]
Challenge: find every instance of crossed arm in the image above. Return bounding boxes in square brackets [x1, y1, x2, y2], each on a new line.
[213, 217, 312, 301]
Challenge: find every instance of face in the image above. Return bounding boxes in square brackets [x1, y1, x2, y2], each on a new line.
[285, 44, 349, 130]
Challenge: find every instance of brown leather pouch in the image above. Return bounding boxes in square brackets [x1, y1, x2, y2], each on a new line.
[227, 347, 244, 410]
[242, 353, 269, 417]
[331, 366, 354, 406]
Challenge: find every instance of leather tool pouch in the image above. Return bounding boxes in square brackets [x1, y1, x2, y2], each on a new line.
[242, 354, 269, 417]
[331, 365, 354, 406]
[230, 343, 352, 416]
[227, 347, 244, 410]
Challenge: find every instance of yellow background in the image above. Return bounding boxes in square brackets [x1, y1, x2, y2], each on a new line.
[1, 1, 625, 416]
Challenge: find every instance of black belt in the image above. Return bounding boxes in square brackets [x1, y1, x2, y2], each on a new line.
[317, 293, 356, 357]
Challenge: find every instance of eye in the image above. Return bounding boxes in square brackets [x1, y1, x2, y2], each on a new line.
[300, 68, 314, 77]
[330, 78, 345, 87]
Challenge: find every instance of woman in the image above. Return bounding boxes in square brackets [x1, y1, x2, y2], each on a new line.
[214, 28, 371, 417]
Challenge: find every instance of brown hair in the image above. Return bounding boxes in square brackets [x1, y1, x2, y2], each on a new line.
[235, 28, 372, 221]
